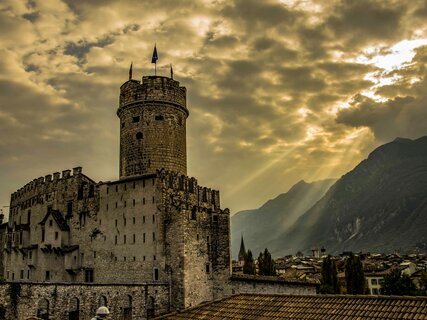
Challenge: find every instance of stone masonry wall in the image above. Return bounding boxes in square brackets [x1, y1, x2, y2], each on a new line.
[4, 168, 99, 283]
[0, 282, 169, 320]
[230, 275, 318, 296]
[157, 170, 231, 309]
[118, 76, 188, 178]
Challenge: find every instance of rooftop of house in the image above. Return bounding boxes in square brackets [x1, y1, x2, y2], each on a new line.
[154, 293, 427, 320]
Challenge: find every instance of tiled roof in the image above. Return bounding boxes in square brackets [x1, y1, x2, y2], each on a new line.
[154, 293, 427, 320]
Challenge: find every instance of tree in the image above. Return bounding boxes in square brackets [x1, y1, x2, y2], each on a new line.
[345, 253, 365, 294]
[257, 248, 276, 276]
[243, 250, 256, 275]
[419, 271, 427, 295]
[320, 255, 340, 294]
[382, 269, 416, 296]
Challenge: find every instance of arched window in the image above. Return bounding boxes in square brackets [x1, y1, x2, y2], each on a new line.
[69, 297, 80, 320]
[98, 295, 108, 307]
[136, 132, 143, 140]
[123, 295, 133, 320]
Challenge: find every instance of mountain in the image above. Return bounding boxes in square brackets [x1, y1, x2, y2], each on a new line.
[279, 136, 427, 255]
[231, 179, 335, 258]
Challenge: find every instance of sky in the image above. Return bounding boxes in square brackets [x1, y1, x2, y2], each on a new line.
[1, 0, 427, 216]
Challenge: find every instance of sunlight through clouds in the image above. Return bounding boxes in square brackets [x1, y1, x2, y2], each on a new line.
[1, 0, 427, 213]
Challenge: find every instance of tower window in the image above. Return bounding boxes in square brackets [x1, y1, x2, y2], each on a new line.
[121, 122, 125, 128]
[85, 269, 94, 283]
[155, 115, 164, 121]
[136, 132, 143, 140]
[67, 201, 73, 216]
[133, 116, 140, 123]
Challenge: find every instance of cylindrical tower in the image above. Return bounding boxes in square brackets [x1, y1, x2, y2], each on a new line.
[117, 76, 188, 179]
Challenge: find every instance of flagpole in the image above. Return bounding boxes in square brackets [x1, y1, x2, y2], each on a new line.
[152, 44, 158, 76]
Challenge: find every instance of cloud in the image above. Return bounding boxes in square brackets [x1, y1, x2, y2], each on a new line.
[1, 0, 427, 215]
[337, 45, 427, 142]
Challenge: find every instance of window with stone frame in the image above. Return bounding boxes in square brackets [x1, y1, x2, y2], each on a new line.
[85, 269, 94, 283]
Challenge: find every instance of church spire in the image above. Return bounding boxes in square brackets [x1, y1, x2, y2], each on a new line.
[238, 235, 246, 262]
[129, 62, 133, 80]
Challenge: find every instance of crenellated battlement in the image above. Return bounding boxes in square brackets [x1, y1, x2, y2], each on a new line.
[118, 76, 187, 114]
[10, 167, 84, 205]
[157, 170, 221, 209]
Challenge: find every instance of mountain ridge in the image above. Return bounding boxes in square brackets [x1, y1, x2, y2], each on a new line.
[232, 135, 427, 257]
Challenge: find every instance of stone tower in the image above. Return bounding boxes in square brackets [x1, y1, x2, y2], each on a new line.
[117, 75, 188, 179]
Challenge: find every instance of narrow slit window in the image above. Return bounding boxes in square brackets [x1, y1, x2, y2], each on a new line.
[133, 116, 140, 123]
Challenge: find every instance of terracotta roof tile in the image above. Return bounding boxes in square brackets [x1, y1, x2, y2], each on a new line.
[155, 294, 427, 320]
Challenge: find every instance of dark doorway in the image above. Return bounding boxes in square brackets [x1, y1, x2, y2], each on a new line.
[123, 307, 132, 320]
[146, 296, 155, 319]
[37, 298, 49, 320]
[69, 310, 79, 320]
[69, 297, 80, 320]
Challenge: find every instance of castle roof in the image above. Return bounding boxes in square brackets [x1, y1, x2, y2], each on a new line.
[39, 209, 70, 231]
[154, 293, 427, 320]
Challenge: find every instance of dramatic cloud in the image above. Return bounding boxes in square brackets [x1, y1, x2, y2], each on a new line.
[1, 0, 427, 215]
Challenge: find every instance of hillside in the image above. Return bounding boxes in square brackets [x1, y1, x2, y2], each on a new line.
[231, 179, 335, 258]
[277, 136, 427, 255]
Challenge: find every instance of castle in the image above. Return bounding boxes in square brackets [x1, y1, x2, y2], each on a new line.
[0, 65, 316, 320]
[1, 70, 231, 319]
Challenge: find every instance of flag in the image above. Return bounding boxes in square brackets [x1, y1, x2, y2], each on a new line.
[129, 62, 133, 80]
[170, 64, 173, 79]
[151, 45, 158, 64]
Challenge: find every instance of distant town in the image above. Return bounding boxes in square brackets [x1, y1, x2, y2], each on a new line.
[233, 237, 427, 296]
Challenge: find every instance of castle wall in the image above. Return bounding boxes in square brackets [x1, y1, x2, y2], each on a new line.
[158, 170, 230, 309]
[0, 282, 169, 320]
[92, 175, 167, 283]
[3, 168, 99, 283]
[230, 275, 318, 295]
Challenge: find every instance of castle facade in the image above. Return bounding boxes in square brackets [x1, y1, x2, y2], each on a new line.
[2, 74, 231, 319]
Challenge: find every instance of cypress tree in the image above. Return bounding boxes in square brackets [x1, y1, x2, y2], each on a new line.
[320, 255, 340, 294]
[345, 253, 365, 294]
[257, 248, 276, 276]
[243, 250, 256, 275]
